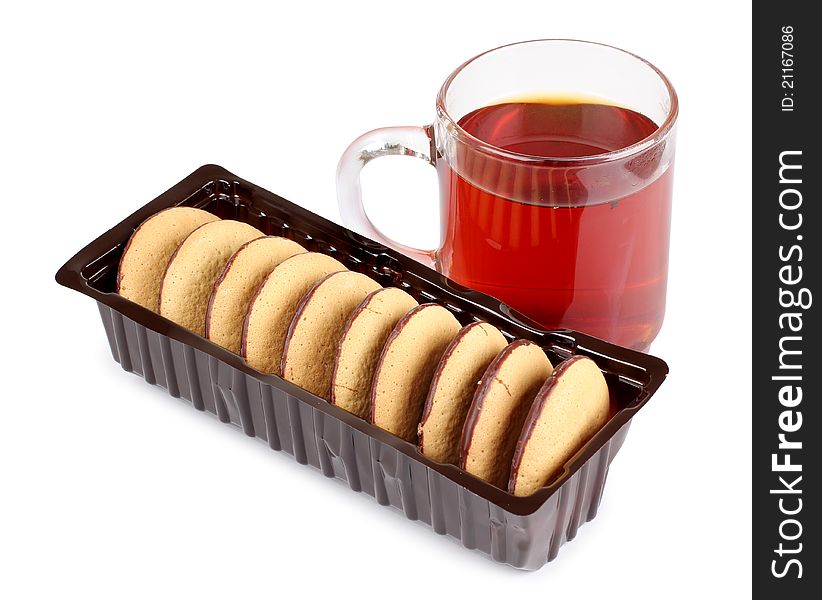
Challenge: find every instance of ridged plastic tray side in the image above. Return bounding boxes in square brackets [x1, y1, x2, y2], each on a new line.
[97, 302, 628, 570]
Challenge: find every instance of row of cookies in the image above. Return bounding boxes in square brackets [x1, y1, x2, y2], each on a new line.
[117, 207, 610, 496]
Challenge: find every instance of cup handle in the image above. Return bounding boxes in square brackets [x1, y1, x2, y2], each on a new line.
[336, 125, 438, 268]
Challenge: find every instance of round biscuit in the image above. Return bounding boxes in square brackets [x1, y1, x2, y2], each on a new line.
[281, 271, 382, 399]
[242, 252, 346, 375]
[205, 236, 306, 353]
[418, 322, 508, 464]
[117, 207, 219, 311]
[158, 220, 264, 335]
[370, 304, 461, 442]
[331, 287, 418, 418]
[459, 340, 553, 488]
[508, 356, 610, 497]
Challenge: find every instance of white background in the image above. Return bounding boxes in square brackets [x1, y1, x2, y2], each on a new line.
[1, 1, 752, 598]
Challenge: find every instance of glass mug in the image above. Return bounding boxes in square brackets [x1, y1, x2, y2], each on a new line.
[337, 39, 677, 351]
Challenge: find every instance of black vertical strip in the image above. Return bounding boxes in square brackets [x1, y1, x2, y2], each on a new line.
[753, 5, 818, 597]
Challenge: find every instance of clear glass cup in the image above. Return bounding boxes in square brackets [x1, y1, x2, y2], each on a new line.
[337, 39, 678, 350]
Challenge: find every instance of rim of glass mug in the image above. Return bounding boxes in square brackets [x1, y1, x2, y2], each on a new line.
[434, 38, 679, 166]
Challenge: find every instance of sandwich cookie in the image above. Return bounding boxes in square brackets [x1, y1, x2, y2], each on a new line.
[281, 271, 382, 399]
[331, 287, 418, 418]
[459, 340, 553, 488]
[117, 207, 219, 311]
[242, 252, 346, 375]
[508, 355, 610, 497]
[159, 220, 263, 335]
[205, 236, 306, 353]
[417, 322, 508, 464]
[370, 304, 461, 442]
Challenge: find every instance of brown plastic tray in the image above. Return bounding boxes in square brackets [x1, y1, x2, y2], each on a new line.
[55, 164, 668, 570]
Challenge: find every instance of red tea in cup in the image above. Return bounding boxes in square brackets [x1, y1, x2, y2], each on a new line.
[338, 40, 677, 350]
[438, 99, 672, 349]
